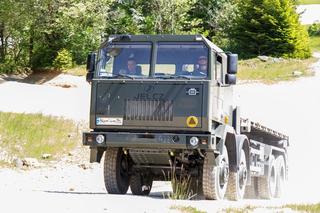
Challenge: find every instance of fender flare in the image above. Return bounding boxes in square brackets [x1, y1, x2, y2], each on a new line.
[214, 124, 238, 172]
[214, 124, 236, 154]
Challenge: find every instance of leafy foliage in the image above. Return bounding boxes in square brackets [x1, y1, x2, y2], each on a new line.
[231, 0, 311, 59]
[185, 0, 236, 47]
[104, 0, 190, 35]
[0, 0, 314, 74]
[0, 0, 111, 70]
[308, 22, 320, 36]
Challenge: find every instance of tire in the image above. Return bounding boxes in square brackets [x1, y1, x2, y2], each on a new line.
[275, 155, 286, 198]
[244, 177, 257, 199]
[104, 147, 130, 194]
[130, 173, 153, 196]
[226, 149, 248, 200]
[202, 145, 229, 200]
[257, 155, 277, 199]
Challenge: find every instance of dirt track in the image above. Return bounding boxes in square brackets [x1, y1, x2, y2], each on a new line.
[1, 59, 320, 212]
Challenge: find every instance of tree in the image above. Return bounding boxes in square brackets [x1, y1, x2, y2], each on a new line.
[104, 0, 190, 35]
[231, 0, 311, 59]
[185, 0, 236, 47]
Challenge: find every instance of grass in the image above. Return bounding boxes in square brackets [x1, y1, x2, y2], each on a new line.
[220, 206, 256, 213]
[170, 205, 205, 213]
[299, 0, 320, 4]
[217, 203, 320, 213]
[63, 65, 87, 76]
[0, 112, 81, 163]
[310, 36, 320, 52]
[238, 57, 317, 83]
[163, 162, 198, 200]
[283, 203, 320, 213]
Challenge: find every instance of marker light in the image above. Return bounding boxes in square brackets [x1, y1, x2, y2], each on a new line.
[96, 134, 105, 144]
[190, 137, 199, 146]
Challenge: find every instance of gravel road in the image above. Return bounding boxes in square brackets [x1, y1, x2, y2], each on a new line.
[298, 4, 320, 25]
[0, 74, 90, 122]
[1, 58, 320, 212]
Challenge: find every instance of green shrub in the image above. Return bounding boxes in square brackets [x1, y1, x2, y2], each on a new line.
[231, 0, 311, 59]
[308, 22, 320, 36]
[0, 61, 31, 74]
[0, 62, 17, 74]
[53, 49, 73, 70]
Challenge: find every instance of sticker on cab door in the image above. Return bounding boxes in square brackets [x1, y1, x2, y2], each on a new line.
[96, 117, 123, 126]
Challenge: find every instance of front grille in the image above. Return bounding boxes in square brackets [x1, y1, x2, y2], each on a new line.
[125, 99, 173, 121]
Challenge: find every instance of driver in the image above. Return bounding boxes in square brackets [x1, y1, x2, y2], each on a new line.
[120, 58, 141, 75]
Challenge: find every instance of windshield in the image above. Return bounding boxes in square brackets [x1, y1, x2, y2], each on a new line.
[155, 42, 209, 78]
[96, 42, 152, 77]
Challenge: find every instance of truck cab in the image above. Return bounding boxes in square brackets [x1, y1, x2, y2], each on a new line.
[83, 35, 288, 200]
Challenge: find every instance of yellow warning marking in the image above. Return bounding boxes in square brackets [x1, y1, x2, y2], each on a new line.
[187, 116, 198, 128]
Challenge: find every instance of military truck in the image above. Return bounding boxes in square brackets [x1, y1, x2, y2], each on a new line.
[83, 35, 289, 200]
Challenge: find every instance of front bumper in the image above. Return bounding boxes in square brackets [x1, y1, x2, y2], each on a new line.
[83, 131, 216, 150]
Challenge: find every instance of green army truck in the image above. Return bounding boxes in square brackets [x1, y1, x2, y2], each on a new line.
[83, 35, 289, 200]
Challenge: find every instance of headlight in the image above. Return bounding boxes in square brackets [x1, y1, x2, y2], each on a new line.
[189, 137, 199, 147]
[96, 134, 105, 144]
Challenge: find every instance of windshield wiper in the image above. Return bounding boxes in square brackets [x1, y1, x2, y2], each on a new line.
[154, 74, 191, 80]
[169, 75, 191, 80]
[110, 73, 134, 79]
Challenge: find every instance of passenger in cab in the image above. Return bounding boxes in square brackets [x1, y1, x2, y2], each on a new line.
[192, 55, 208, 76]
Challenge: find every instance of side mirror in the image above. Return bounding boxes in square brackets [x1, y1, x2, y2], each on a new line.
[86, 53, 96, 82]
[227, 53, 238, 74]
[225, 74, 237, 85]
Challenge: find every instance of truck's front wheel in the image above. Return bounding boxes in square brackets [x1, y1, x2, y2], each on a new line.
[203, 145, 229, 200]
[226, 149, 248, 200]
[104, 148, 130, 194]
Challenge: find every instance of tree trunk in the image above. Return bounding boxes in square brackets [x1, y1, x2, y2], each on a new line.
[29, 26, 34, 67]
[0, 22, 5, 63]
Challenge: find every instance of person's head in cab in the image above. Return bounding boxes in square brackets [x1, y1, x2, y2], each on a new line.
[127, 58, 137, 74]
[192, 55, 208, 76]
[197, 56, 208, 71]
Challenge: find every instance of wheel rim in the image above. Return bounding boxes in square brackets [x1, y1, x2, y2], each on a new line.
[119, 152, 129, 184]
[270, 165, 276, 196]
[217, 148, 229, 193]
[219, 158, 229, 188]
[239, 151, 247, 190]
[278, 164, 285, 192]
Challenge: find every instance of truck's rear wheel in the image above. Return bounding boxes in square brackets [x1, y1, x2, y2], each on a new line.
[275, 155, 286, 198]
[244, 177, 257, 199]
[202, 145, 229, 200]
[257, 155, 277, 199]
[226, 149, 248, 200]
[130, 172, 153, 196]
[104, 148, 130, 194]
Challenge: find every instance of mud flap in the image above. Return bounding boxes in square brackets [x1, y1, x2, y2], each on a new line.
[90, 147, 105, 163]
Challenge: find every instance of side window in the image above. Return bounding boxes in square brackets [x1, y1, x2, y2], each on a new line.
[215, 55, 223, 82]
